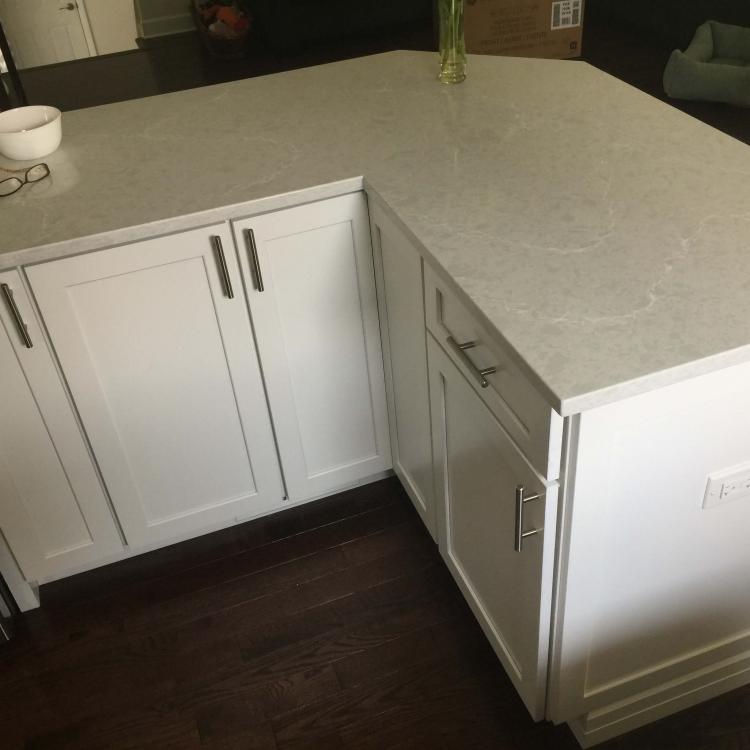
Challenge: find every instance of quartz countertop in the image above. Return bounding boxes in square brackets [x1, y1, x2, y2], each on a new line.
[1, 51, 749, 416]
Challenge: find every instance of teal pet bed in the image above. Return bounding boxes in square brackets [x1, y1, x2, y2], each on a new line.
[663, 20, 750, 107]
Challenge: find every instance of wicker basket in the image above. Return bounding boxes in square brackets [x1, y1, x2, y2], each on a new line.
[192, 1, 253, 60]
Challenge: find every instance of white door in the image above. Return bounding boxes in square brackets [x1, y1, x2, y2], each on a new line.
[232, 193, 391, 503]
[0, 270, 122, 582]
[370, 202, 435, 538]
[27, 224, 285, 549]
[0, 0, 96, 69]
[429, 336, 558, 719]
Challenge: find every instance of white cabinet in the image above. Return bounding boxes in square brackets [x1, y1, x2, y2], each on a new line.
[548, 358, 750, 745]
[0, 271, 122, 582]
[27, 224, 285, 549]
[370, 201, 436, 537]
[232, 193, 391, 503]
[428, 335, 558, 720]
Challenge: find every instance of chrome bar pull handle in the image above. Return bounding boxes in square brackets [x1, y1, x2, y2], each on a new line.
[211, 235, 234, 299]
[446, 335, 497, 388]
[1, 283, 33, 348]
[244, 228, 264, 292]
[514, 484, 541, 552]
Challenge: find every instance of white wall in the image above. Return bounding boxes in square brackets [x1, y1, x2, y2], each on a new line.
[83, 0, 138, 55]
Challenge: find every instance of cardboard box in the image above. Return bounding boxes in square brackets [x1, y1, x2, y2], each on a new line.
[464, 0, 584, 60]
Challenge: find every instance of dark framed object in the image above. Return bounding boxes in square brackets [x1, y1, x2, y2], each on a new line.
[0, 20, 27, 110]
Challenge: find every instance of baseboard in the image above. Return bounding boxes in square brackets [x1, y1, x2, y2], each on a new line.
[0, 531, 39, 612]
[568, 652, 750, 747]
[35, 469, 395, 590]
[140, 12, 195, 39]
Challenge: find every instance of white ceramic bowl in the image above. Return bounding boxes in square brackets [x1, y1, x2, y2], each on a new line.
[0, 106, 62, 161]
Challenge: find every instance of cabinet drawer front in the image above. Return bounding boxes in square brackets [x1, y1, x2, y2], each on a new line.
[424, 264, 562, 480]
[428, 336, 558, 720]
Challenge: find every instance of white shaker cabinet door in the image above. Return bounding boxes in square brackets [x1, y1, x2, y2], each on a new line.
[27, 225, 285, 549]
[370, 202, 435, 538]
[233, 193, 391, 503]
[0, 271, 122, 582]
[428, 336, 558, 720]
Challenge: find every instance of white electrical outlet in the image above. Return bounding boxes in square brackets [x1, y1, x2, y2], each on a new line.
[704, 461, 750, 509]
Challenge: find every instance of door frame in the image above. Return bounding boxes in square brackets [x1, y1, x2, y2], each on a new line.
[0, 0, 98, 66]
[76, 0, 98, 56]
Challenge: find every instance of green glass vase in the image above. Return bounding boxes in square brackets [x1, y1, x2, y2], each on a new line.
[438, 0, 466, 84]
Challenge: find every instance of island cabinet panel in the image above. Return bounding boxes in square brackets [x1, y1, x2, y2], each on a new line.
[26, 225, 285, 549]
[0, 271, 122, 582]
[232, 193, 391, 503]
[369, 202, 436, 538]
[548, 359, 750, 744]
[428, 335, 558, 721]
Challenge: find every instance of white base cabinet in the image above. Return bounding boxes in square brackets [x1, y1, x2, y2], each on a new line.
[27, 224, 286, 549]
[370, 202, 436, 537]
[0, 271, 122, 583]
[428, 335, 558, 719]
[232, 193, 391, 503]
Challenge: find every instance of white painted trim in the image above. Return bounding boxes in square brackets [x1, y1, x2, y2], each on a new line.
[545, 414, 579, 721]
[568, 653, 750, 747]
[0, 530, 39, 612]
[35, 469, 394, 586]
[139, 12, 195, 39]
[76, 0, 99, 56]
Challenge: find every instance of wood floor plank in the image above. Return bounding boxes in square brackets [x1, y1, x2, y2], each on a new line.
[171, 662, 343, 722]
[25, 706, 202, 750]
[199, 722, 279, 750]
[270, 653, 497, 749]
[235, 565, 459, 667]
[134, 544, 436, 660]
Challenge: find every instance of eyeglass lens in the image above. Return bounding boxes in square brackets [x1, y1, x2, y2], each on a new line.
[0, 178, 23, 197]
[26, 164, 50, 182]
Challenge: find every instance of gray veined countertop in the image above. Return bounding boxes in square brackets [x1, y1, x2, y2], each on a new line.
[1, 51, 749, 416]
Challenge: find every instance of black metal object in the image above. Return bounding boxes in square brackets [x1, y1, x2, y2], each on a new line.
[0, 19, 27, 109]
[0, 572, 18, 641]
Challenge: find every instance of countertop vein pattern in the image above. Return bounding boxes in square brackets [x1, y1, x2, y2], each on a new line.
[1, 51, 749, 415]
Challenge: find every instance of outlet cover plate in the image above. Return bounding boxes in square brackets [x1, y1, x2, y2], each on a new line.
[704, 461, 750, 509]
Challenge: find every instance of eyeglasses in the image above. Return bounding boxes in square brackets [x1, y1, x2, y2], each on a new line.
[0, 163, 50, 197]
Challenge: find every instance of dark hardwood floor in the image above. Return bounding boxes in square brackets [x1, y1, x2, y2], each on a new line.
[1, 476, 749, 749]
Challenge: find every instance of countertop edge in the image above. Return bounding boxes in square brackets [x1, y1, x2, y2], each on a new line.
[7, 174, 750, 419]
[2, 177, 364, 271]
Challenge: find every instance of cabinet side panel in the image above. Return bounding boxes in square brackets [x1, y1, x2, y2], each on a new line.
[554, 359, 750, 719]
[378, 222, 435, 529]
[0, 321, 94, 579]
